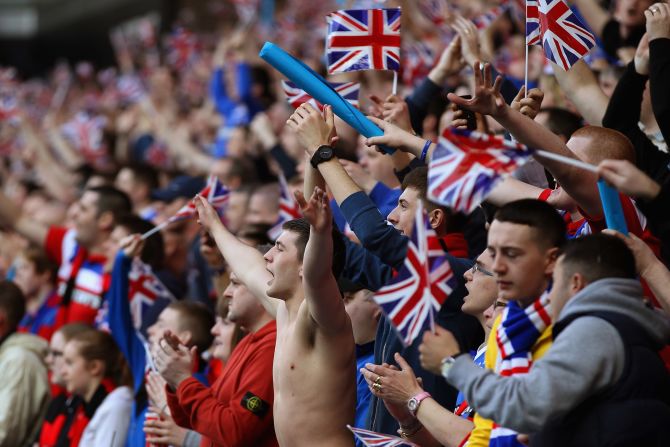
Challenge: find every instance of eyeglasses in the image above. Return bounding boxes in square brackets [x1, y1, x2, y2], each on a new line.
[493, 301, 507, 310]
[472, 263, 494, 277]
[47, 349, 63, 358]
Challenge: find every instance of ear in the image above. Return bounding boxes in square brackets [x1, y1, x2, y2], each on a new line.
[428, 208, 445, 230]
[570, 272, 587, 294]
[544, 247, 561, 275]
[372, 306, 382, 322]
[298, 265, 303, 279]
[97, 210, 115, 232]
[87, 359, 105, 377]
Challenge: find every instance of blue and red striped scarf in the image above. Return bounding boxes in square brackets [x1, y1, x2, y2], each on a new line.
[489, 293, 552, 446]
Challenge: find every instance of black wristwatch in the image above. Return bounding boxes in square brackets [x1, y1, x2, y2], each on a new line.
[310, 145, 335, 169]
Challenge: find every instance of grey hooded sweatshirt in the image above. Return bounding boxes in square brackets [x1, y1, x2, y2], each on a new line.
[445, 277, 670, 434]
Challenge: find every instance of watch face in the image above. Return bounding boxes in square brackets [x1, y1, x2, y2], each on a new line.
[408, 398, 418, 412]
[320, 147, 333, 159]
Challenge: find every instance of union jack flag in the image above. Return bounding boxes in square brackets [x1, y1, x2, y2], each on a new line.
[171, 175, 231, 222]
[0, 94, 20, 125]
[348, 425, 419, 446]
[281, 80, 360, 111]
[473, 1, 511, 29]
[428, 128, 533, 214]
[128, 258, 175, 330]
[166, 27, 200, 70]
[117, 74, 146, 105]
[268, 174, 302, 241]
[526, 0, 595, 70]
[61, 112, 109, 164]
[374, 203, 454, 347]
[326, 8, 402, 74]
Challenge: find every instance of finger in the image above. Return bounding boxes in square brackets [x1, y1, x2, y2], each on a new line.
[366, 136, 386, 146]
[364, 363, 390, 376]
[163, 331, 182, 350]
[394, 352, 412, 371]
[294, 190, 308, 208]
[473, 61, 482, 87]
[367, 115, 387, 128]
[446, 92, 470, 107]
[513, 86, 525, 103]
[384, 94, 401, 103]
[452, 119, 468, 128]
[369, 94, 383, 106]
[492, 75, 503, 94]
[325, 105, 335, 129]
[484, 63, 492, 88]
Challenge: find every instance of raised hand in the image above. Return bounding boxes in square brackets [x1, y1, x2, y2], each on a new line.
[447, 62, 506, 118]
[286, 104, 337, 156]
[365, 116, 418, 150]
[194, 194, 224, 234]
[152, 329, 197, 389]
[120, 233, 144, 258]
[430, 35, 465, 83]
[295, 187, 332, 233]
[510, 86, 545, 120]
[597, 159, 661, 200]
[340, 159, 377, 194]
[645, 3, 670, 41]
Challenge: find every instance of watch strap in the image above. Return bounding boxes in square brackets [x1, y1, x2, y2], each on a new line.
[309, 145, 334, 168]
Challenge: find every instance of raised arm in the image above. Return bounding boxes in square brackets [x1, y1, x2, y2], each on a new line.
[194, 195, 280, 317]
[0, 187, 48, 247]
[296, 187, 349, 335]
[552, 60, 608, 125]
[569, 0, 611, 38]
[448, 63, 603, 217]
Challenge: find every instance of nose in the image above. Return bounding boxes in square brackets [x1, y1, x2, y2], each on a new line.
[387, 206, 400, 225]
[491, 253, 505, 276]
[463, 267, 474, 282]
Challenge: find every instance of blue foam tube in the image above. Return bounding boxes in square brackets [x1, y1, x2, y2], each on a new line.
[259, 41, 394, 153]
[597, 179, 628, 234]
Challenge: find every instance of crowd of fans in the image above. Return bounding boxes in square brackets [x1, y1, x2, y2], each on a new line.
[0, 0, 669, 445]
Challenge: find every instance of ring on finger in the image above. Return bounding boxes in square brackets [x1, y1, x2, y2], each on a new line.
[372, 382, 382, 392]
[374, 376, 382, 385]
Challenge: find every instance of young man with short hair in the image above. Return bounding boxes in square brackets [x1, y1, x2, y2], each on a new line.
[438, 233, 670, 445]
[193, 188, 356, 446]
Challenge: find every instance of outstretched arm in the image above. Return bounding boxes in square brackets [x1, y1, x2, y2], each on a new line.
[569, 0, 610, 38]
[448, 63, 602, 217]
[194, 196, 280, 317]
[297, 187, 349, 335]
[552, 60, 607, 125]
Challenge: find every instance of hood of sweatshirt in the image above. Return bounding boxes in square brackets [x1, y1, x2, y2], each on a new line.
[559, 277, 670, 345]
[0, 331, 48, 359]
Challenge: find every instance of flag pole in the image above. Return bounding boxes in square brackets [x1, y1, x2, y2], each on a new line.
[524, 1, 529, 98]
[140, 220, 170, 240]
[392, 70, 398, 96]
[535, 150, 598, 173]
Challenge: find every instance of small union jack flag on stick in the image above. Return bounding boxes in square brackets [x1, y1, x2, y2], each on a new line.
[128, 259, 175, 330]
[326, 8, 402, 74]
[268, 174, 303, 241]
[166, 27, 200, 71]
[141, 175, 230, 240]
[526, 0, 595, 70]
[348, 425, 419, 446]
[281, 80, 360, 111]
[374, 202, 455, 347]
[428, 128, 534, 214]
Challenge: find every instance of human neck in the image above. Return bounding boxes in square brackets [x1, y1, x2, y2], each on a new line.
[246, 313, 274, 334]
[83, 378, 103, 403]
[284, 292, 305, 321]
[26, 287, 51, 314]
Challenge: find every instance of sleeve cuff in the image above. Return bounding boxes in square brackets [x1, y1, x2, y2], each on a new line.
[340, 191, 381, 225]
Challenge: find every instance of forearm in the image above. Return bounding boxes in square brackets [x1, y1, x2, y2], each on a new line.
[316, 159, 363, 205]
[642, 260, 670, 316]
[485, 177, 544, 207]
[304, 154, 326, 198]
[495, 105, 601, 215]
[552, 60, 607, 125]
[415, 399, 474, 447]
[210, 223, 278, 316]
[570, 0, 609, 37]
[649, 38, 670, 143]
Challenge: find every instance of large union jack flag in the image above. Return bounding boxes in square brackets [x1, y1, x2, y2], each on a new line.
[281, 80, 360, 111]
[374, 203, 454, 347]
[268, 174, 302, 241]
[128, 258, 175, 330]
[428, 128, 534, 214]
[171, 175, 231, 222]
[326, 8, 401, 74]
[526, 0, 595, 70]
[348, 425, 419, 446]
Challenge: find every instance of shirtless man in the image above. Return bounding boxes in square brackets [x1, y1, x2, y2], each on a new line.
[194, 188, 356, 447]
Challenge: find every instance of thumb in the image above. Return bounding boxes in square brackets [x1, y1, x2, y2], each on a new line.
[367, 115, 387, 128]
[394, 352, 411, 371]
[514, 85, 526, 102]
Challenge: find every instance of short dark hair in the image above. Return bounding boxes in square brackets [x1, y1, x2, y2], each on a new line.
[0, 280, 26, 331]
[168, 301, 215, 354]
[21, 246, 57, 284]
[561, 234, 636, 283]
[402, 167, 465, 232]
[87, 185, 132, 219]
[281, 218, 346, 280]
[538, 107, 583, 139]
[115, 214, 165, 269]
[121, 163, 160, 190]
[494, 199, 567, 249]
